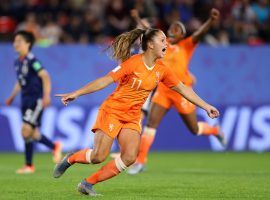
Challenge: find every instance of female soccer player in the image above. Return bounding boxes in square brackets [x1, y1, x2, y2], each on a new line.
[53, 28, 219, 196]
[127, 8, 226, 175]
[6, 31, 62, 174]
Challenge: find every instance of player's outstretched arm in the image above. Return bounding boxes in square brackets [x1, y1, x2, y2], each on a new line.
[172, 82, 219, 119]
[38, 69, 51, 107]
[192, 8, 220, 43]
[5, 81, 20, 105]
[130, 9, 151, 29]
[55, 75, 114, 106]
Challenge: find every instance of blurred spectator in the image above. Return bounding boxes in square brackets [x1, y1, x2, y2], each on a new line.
[251, 0, 270, 42]
[16, 12, 43, 42]
[163, 9, 182, 31]
[203, 0, 231, 46]
[252, 0, 270, 23]
[83, 11, 105, 43]
[176, 0, 195, 23]
[0, 16, 16, 41]
[62, 14, 84, 43]
[0, 16, 16, 34]
[205, 26, 230, 46]
[56, 12, 69, 28]
[132, 0, 157, 18]
[68, 0, 86, 11]
[85, 0, 105, 19]
[0, 0, 269, 45]
[231, 0, 258, 43]
[41, 14, 62, 45]
[105, 0, 130, 37]
[43, 0, 62, 19]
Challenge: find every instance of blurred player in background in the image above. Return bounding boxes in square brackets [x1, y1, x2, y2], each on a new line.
[127, 8, 226, 175]
[6, 31, 62, 174]
[53, 28, 219, 196]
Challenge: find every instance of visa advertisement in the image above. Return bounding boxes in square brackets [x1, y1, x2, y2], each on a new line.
[0, 44, 269, 151]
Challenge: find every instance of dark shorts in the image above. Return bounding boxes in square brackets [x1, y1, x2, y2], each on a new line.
[22, 98, 43, 128]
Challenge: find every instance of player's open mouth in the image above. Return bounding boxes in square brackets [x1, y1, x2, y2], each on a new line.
[162, 48, 166, 52]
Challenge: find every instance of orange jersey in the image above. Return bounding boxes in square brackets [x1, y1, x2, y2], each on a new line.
[100, 54, 180, 122]
[163, 36, 197, 86]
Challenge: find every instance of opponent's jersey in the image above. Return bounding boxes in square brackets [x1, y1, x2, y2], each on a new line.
[163, 36, 197, 86]
[14, 52, 44, 103]
[101, 54, 180, 121]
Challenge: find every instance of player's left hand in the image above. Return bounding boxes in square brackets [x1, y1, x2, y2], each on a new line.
[210, 8, 220, 21]
[43, 95, 51, 107]
[206, 105, 219, 119]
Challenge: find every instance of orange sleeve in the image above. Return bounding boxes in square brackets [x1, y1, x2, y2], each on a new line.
[161, 66, 180, 88]
[108, 59, 133, 82]
[179, 36, 197, 50]
[178, 36, 197, 63]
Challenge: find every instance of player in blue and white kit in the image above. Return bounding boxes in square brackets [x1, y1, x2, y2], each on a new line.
[6, 31, 62, 174]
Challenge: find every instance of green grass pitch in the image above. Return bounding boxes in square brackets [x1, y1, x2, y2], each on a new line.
[0, 152, 269, 199]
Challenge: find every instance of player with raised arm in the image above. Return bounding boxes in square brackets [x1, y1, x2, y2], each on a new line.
[127, 8, 226, 175]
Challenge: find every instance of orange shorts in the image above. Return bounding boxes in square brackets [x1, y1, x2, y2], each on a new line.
[92, 109, 142, 138]
[152, 84, 196, 114]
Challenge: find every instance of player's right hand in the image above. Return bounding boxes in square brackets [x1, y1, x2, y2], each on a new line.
[210, 8, 220, 21]
[5, 97, 14, 106]
[130, 9, 139, 19]
[55, 92, 77, 106]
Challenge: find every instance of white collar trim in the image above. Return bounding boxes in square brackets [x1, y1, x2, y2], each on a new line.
[143, 61, 155, 71]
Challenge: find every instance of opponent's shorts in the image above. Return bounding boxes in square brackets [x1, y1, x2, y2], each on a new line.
[152, 84, 196, 114]
[92, 109, 142, 138]
[21, 98, 43, 128]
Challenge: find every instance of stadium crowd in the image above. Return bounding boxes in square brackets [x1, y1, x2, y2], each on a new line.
[0, 0, 269, 46]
